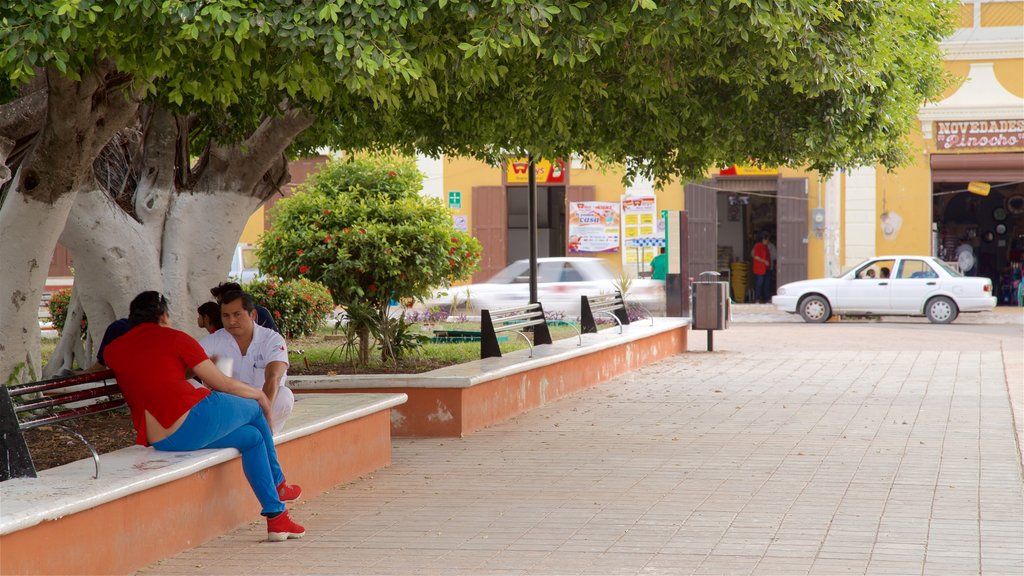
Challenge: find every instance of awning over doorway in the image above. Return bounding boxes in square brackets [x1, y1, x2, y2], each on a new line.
[930, 152, 1024, 182]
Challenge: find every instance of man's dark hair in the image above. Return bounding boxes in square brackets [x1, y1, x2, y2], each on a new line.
[128, 291, 169, 326]
[197, 301, 223, 329]
[220, 290, 256, 312]
[210, 282, 243, 303]
[761, 232, 770, 241]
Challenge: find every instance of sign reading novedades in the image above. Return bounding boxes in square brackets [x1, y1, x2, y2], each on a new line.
[935, 120, 1024, 150]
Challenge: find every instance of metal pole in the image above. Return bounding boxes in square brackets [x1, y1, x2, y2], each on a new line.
[528, 152, 538, 304]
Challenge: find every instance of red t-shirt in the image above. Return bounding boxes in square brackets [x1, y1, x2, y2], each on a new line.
[752, 242, 771, 276]
[104, 323, 212, 446]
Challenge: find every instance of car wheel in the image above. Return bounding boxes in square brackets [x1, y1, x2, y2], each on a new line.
[799, 295, 831, 323]
[925, 296, 958, 324]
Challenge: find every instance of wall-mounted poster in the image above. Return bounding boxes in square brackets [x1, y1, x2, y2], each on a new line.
[621, 195, 662, 265]
[568, 201, 620, 252]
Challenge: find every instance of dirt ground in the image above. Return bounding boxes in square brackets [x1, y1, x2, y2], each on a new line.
[23, 408, 136, 473]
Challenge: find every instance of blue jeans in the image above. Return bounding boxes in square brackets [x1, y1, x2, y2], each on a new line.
[153, 392, 285, 516]
[754, 273, 771, 303]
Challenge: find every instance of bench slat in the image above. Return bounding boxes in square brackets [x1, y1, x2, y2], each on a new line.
[492, 318, 545, 333]
[487, 303, 542, 317]
[19, 399, 127, 431]
[9, 370, 116, 396]
[14, 384, 124, 414]
[490, 310, 544, 324]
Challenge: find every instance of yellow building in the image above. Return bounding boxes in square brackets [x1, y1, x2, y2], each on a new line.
[244, 1, 1022, 304]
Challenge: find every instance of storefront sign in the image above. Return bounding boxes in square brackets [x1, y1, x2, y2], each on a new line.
[507, 158, 566, 184]
[719, 165, 779, 176]
[568, 201, 619, 253]
[935, 120, 1024, 150]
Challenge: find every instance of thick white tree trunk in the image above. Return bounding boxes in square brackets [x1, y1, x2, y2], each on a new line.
[0, 65, 139, 383]
[0, 189, 76, 383]
[44, 186, 262, 373]
[30, 104, 311, 376]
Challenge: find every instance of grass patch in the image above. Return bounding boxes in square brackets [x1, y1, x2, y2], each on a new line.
[289, 322, 581, 374]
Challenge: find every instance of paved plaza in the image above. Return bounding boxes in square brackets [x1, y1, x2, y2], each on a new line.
[141, 309, 1023, 575]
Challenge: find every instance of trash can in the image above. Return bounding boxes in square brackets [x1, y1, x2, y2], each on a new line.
[691, 271, 730, 350]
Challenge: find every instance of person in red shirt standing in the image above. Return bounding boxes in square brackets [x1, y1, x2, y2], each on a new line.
[104, 291, 305, 542]
[751, 232, 773, 304]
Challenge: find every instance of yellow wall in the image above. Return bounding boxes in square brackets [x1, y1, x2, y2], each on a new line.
[944, 60, 1024, 99]
[980, 1, 1024, 27]
[239, 209, 264, 244]
[876, 130, 935, 257]
[958, 3, 974, 27]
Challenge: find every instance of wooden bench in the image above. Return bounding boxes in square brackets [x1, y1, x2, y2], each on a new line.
[1, 369, 124, 481]
[580, 292, 631, 334]
[480, 302, 553, 359]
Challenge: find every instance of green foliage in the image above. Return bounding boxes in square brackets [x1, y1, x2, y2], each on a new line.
[47, 288, 86, 337]
[258, 155, 480, 363]
[245, 277, 334, 339]
[259, 155, 480, 309]
[1, 0, 956, 182]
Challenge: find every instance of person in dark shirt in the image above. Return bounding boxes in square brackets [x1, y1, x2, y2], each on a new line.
[210, 282, 279, 333]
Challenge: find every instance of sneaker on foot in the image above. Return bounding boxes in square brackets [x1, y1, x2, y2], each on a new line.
[277, 481, 301, 503]
[267, 511, 305, 542]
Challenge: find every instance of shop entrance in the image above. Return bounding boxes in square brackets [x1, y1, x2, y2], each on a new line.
[931, 152, 1024, 306]
[506, 186, 566, 263]
[686, 177, 807, 303]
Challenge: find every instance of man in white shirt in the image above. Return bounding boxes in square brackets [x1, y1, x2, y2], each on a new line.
[200, 290, 293, 433]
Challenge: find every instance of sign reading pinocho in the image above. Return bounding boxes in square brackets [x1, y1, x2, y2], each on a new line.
[935, 120, 1024, 150]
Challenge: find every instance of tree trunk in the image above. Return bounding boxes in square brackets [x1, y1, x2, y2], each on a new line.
[0, 65, 139, 383]
[42, 106, 313, 375]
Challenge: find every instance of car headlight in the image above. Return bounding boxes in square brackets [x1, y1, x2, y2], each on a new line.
[777, 287, 786, 295]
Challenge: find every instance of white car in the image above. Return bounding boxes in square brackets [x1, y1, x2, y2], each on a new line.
[423, 257, 664, 316]
[773, 255, 996, 324]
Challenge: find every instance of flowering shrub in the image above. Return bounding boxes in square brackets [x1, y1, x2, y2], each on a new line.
[258, 155, 480, 362]
[246, 277, 333, 339]
[48, 288, 87, 336]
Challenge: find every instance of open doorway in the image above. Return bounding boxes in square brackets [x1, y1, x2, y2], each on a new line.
[507, 186, 566, 262]
[933, 181, 1024, 305]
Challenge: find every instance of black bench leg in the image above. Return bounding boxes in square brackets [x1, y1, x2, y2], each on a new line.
[1, 386, 37, 481]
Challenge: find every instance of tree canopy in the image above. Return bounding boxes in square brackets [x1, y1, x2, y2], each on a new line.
[1, 0, 956, 383]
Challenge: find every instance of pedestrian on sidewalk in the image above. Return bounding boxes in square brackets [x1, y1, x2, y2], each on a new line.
[751, 232, 772, 303]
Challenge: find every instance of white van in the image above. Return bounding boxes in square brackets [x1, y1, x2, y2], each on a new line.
[229, 243, 263, 283]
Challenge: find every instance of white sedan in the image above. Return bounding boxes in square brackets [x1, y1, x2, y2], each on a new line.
[772, 255, 996, 324]
[423, 257, 664, 316]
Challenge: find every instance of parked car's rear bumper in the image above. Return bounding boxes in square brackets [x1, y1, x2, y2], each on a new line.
[955, 296, 997, 313]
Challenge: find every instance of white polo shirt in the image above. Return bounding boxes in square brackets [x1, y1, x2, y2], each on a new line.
[200, 323, 293, 433]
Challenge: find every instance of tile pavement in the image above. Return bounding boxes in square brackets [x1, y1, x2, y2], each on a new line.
[140, 316, 1023, 575]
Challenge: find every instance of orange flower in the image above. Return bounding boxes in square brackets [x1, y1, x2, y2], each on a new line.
[299, 265, 309, 273]
[296, 249, 304, 256]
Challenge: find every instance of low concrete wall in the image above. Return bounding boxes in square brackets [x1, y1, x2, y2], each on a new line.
[292, 318, 688, 437]
[0, 394, 405, 576]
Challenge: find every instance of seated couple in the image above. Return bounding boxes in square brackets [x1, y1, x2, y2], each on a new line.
[104, 291, 304, 541]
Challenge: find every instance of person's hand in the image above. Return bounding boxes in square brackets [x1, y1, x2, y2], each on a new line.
[255, 391, 273, 424]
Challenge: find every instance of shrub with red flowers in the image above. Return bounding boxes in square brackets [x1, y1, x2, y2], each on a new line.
[47, 288, 87, 337]
[245, 277, 333, 339]
[258, 155, 480, 362]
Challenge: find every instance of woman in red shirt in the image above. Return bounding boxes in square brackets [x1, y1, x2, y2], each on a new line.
[104, 291, 305, 542]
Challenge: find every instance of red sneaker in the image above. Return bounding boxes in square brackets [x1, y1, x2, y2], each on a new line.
[277, 480, 301, 503]
[267, 510, 305, 542]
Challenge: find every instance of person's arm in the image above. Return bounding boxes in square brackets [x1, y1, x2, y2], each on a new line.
[262, 360, 287, 411]
[191, 359, 272, 422]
